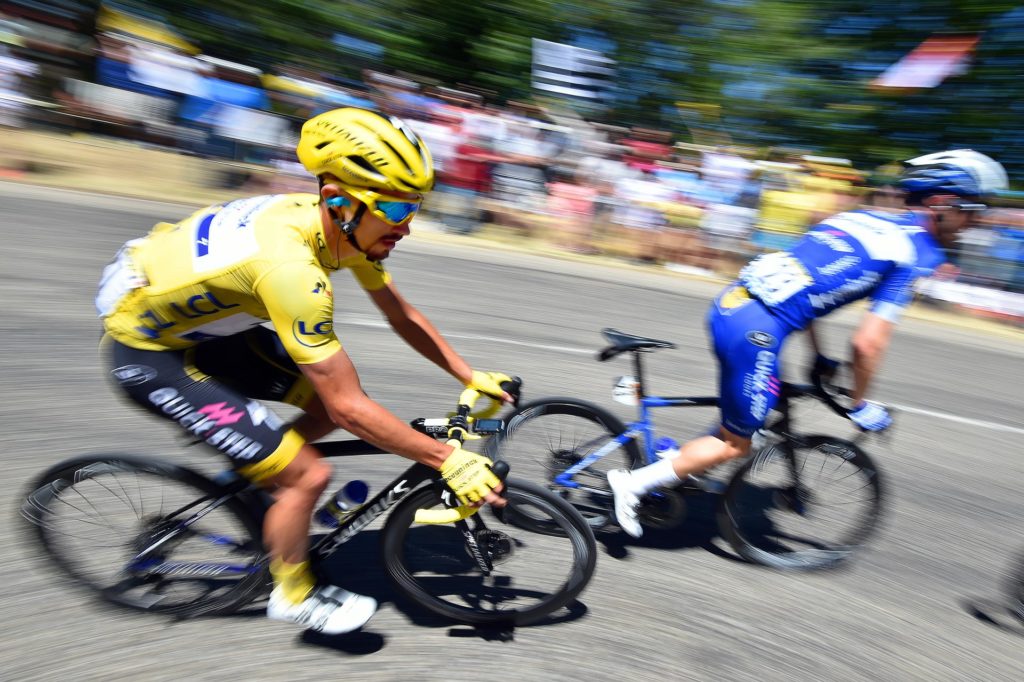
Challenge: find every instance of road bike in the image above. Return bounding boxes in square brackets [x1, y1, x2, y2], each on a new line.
[487, 328, 885, 570]
[21, 382, 597, 627]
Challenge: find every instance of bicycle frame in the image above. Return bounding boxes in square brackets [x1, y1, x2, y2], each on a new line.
[554, 350, 716, 488]
[210, 437, 501, 575]
[119, 437, 498, 581]
[551, 348, 826, 490]
[307, 441, 443, 562]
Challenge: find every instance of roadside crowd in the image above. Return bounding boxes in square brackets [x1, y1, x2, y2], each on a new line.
[1, 11, 1021, 315]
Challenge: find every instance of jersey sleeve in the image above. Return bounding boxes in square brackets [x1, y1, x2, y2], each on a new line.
[868, 266, 916, 323]
[870, 229, 947, 323]
[343, 255, 392, 291]
[254, 261, 341, 365]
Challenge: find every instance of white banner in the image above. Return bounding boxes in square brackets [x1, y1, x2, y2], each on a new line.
[532, 38, 614, 101]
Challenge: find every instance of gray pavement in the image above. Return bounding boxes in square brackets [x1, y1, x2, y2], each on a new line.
[2, 185, 1023, 681]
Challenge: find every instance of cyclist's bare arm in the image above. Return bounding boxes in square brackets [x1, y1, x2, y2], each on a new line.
[299, 346, 505, 506]
[299, 346, 452, 468]
[368, 282, 473, 386]
[850, 312, 895, 404]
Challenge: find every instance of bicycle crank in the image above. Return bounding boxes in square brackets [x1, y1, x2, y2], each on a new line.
[637, 489, 687, 529]
[466, 529, 515, 565]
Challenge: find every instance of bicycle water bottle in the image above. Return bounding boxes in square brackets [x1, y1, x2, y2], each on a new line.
[654, 436, 681, 460]
[314, 479, 370, 529]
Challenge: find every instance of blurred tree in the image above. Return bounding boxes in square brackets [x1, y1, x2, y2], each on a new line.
[138, 0, 343, 70]
[121, 0, 1021, 176]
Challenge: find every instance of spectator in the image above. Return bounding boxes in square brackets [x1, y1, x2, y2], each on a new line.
[546, 167, 599, 254]
[0, 42, 39, 128]
[435, 128, 501, 235]
[609, 167, 678, 263]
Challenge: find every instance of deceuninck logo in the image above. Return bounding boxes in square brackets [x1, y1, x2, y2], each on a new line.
[197, 402, 245, 427]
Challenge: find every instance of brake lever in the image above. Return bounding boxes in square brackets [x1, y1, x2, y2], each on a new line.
[499, 376, 523, 408]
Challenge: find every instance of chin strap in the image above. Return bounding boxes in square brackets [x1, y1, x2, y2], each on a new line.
[332, 203, 368, 256]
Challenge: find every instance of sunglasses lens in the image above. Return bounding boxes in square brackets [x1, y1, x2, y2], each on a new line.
[376, 201, 419, 224]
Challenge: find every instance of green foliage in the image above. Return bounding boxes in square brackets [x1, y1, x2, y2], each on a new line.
[122, 0, 1022, 172]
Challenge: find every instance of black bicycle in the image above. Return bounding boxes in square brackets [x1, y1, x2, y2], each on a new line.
[21, 382, 597, 626]
[487, 328, 885, 570]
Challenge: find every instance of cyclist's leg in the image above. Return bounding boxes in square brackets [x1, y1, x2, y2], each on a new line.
[188, 328, 376, 631]
[707, 285, 789, 457]
[107, 332, 373, 631]
[106, 333, 326, 558]
[188, 328, 329, 585]
[608, 286, 786, 536]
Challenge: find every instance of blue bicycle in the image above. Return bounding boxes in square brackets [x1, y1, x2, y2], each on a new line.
[487, 328, 885, 570]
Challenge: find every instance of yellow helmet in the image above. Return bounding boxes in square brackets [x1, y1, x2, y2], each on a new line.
[296, 107, 434, 192]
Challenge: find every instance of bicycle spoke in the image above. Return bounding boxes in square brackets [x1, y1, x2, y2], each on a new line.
[27, 458, 267, 616]
[720, 437, 882, 570]
[385, 479, 595, 625]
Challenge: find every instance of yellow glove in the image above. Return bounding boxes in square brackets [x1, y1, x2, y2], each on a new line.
[467, 370, 512, 400]
[439, 447, 502, 505]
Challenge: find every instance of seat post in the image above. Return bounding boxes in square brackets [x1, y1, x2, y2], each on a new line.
[632, 351, 647, 398]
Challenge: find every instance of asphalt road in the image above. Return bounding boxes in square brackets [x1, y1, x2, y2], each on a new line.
[2, 184, 1022, 681]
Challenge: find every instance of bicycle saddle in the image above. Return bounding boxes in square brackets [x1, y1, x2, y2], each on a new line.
[597, 328, 677, 361]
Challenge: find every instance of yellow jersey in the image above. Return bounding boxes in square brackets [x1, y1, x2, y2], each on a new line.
[97, 193, 390, 365]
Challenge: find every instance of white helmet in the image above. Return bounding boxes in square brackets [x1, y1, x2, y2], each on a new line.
[903, 149, 1008, 197]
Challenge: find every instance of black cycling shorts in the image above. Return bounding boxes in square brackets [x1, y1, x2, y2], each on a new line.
[105, 326, 314, 479]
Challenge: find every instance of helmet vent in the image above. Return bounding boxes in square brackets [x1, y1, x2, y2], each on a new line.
[380, 139, 411, 172]
[347, 154, 378, 173]
[315, 141, 331, 150]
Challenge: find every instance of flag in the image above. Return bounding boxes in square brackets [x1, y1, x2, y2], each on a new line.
[872, 34, 979, 90]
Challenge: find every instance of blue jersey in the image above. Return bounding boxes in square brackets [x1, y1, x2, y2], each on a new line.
[739, 210, 946, 331]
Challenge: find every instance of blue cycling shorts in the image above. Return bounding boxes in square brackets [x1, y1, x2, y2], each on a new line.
[706, 284, 791, 438]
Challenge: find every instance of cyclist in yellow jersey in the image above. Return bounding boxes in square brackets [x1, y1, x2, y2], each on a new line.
[97, 107, 514, 634]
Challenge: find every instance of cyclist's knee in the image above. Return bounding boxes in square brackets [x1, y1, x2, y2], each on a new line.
[302, 456, 332, 497]
[278, 446, 332, 497]
[719, 427, 752, 459]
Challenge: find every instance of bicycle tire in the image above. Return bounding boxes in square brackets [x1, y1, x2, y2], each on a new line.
[381, 477, 597, 626]
[1006, 552, 1024, 625]
[486, 398, 642, 529]
[21, 454, 269, 617]
[717, 435, 883, 570]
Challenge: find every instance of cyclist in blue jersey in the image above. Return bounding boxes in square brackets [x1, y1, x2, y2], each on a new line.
[608, 150, 1009, 538]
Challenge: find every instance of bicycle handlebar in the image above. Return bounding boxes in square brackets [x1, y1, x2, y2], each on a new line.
[809, 368, 853, 419]
[456, 375, 523, 421]
[412, 377, 521, 525]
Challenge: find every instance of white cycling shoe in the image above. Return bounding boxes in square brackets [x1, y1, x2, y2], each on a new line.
[607, 469, 643, 539]
[268, 585, 377, 634]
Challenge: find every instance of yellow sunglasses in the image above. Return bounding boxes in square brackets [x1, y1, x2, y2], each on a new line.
[333, 188, 423, 225]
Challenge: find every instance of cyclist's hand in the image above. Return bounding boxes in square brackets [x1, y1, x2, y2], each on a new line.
[439, 446, 505, 507]
[811, 353, 841, 382]
[847, 400, 892, 431]
[467, 370, 514, 403]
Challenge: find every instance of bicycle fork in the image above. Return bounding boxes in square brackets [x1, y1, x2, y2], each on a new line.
[458, 517, 494, 575]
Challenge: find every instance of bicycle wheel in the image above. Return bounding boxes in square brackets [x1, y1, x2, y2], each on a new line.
[381, 478, 597, 626]
[21, 454, 269, 617]
[486, 398, 642, 529]
[1006, 552, 1024, 625]
[717, 435, 883, 570]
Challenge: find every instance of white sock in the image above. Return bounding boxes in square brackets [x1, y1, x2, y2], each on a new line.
[624, 458, 681, 496]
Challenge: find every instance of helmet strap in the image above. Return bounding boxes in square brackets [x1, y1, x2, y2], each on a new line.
[332, 202, 369, 256]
